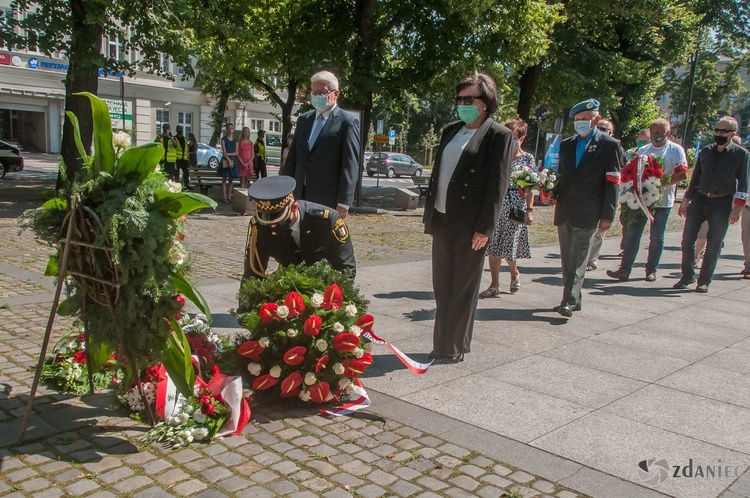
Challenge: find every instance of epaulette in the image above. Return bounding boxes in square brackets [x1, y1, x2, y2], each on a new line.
[307, 208, 331, 219]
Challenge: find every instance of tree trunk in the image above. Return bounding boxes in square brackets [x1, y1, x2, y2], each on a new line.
[280, 79, 298, 154]
[209, 87, 230, 148]
[58, 0, 102, 189]
[517, 64, 543, 121]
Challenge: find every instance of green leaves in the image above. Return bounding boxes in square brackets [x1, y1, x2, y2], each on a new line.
[75, 92, 116, 176]
[173, 272, 212, 324]
[65, 110, 90, 168]
[152, 191, 217, 219]
[118, 143, 165, 181]
[163, 318, 196, 400]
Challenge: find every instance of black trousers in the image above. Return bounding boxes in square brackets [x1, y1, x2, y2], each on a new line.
[680, 193, 733, 285]
[557, 221, 596, 308]
[177, 159, 189, 188]
[431, 211, 487, 356]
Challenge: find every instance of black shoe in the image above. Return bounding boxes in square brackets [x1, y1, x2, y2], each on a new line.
[428, 351, 441, 360]
[741, 269, 750, 276]
[673, 277, 696, 289]
[645, 272, 656, 282]
[553, 305, 573, 317]
[439, 353, 464, 363]
[586, 262, 597, 271]
[695, 284, 709, 293]
[618, 251, 624, 257]
[606, 269, 630, 281]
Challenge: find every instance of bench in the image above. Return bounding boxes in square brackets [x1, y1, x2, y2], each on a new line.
[187, 167, 259, 195]
[411, 175, 430, 199]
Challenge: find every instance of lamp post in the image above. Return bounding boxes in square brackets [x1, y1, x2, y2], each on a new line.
[683, 40, 701, 147]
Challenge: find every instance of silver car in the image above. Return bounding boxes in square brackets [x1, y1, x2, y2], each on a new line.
[366, 152, 423, 178]
[197, 143, 223, 169]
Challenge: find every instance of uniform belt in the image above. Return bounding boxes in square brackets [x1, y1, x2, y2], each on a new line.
[699, 191, 729, 198]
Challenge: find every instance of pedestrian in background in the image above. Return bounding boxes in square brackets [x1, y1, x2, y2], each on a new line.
[280, 133, 294, 170]
[423, 72, 512, 362]
[188, 132, 199, 171]
[237, 126, 255, 189]
[480, 117, 534, 298]
[156, 123, 179, 182]
[175, 125, 189, 190]
[585, 118, 616, 271]
[218, 123, 239, 203]
[675, 117, 749, 292]
[254, 130, 268, 179]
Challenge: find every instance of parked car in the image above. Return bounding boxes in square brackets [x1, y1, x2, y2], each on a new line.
[196, 143, 223, 169]
[366, 152, 422, 178]
[250, 131, 282, 166]
[0, 140, 24, 178]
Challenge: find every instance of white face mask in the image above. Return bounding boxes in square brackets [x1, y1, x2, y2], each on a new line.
[574, 120, 592, 137]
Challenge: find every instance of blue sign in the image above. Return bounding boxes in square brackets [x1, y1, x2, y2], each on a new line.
[388, 129, 397, 138]
[40, 61, 69, 71]
[28, 58, 39, 69]
[544, 133, 562, 172]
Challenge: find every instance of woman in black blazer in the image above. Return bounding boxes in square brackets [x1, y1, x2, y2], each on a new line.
[423, 73, 513, 362]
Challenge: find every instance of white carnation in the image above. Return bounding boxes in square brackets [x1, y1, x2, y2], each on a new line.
[193, 411, 207, 423]
[178, 412, 190, 424]
[276, 305, 289, 319]
[311, 293, 324, 308]
[345, 304, 357, 317]
[247, 363, 262, 376]
[269, 365, 282, 378]
[299, 390, 310, 402]
[192, 427, 209, 440]
[304, 372, 317, 386]
[353, 347, 364, 359]
[349, 325, 362, 337]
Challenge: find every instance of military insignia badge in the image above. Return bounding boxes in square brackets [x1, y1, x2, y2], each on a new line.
[333, 218, 349, 243]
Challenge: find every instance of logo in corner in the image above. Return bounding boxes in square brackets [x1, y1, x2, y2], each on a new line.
[638, 458, 670, 486]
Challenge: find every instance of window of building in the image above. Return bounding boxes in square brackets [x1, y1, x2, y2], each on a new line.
[178, 112, 192, 135]
[250, 119, 264, 131]
[159, 53, 170, 73]
[155, 109, 170, 135]
[22, 11, 40, 53]
[106, 34, 126, 61]
[0, 8, 13, 50]
[269, 121, 280, 132]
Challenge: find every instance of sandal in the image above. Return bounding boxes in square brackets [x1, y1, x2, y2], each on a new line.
[510, 275, 521, 293]
[479, 287, 500, 298]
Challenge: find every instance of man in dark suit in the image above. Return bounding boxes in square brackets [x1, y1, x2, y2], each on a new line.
[280, 70, 360, 219]
[243, 176, 356, 282]
[552, 99, 624, 317]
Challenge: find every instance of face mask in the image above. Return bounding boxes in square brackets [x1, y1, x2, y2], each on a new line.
[715, 135, 729, 146]
[574, 120, 592, 137]
[636, 140, 648, 148]
[457, 105, 481, 124]
[512, 139, 520, 151]
[311, 94, 330, 112]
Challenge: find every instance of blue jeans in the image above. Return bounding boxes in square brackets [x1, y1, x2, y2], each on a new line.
[620, 207, 671, 274]
[680, 194, 733, 285]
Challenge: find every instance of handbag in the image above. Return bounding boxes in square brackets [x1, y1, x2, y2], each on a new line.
[508, 206, 526, 224]
[221, 157, 232, 169]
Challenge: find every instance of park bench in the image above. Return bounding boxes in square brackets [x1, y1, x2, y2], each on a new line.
[187, 167, 259, 195]
[411, 175, 430, 199]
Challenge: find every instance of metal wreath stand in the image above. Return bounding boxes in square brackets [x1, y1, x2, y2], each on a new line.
[18, 196, 157, 444]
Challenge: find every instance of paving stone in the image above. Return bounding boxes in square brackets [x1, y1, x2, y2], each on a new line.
[331, 472, 364, 487]
[481, 474, 514, 488]
[37, 461, 72, 474]
[555, 491, 580, 498]
[305, 459, 338, 476]
[259, 420, 285, 432]
[271, 460, 301, 475]
[268, 479, 300, 495]
[300, 477, 334, 492]
[193, 490, 229, 498]
[419, 447, 441, 459]
[476, 487, 505, 498]
[30, 488, 65, 498]
[64, 479, 100, 496]
[184, 458, 216, 472]
[408, 458, 438, 473]
[323, 488, 354, 498]
[271, 441, 295, 453]
[508, 471, 535, 484]
[509, 485, 540, 497]
[371, 443, 398, 457]
[170, 448, 202, 463]
[132, 487, 173, 498]
[252, 432, 280, 446]
[444, 488, 479, 498]
[372, 459, 400, 473]
[290, 470, 316, 482]
[391, 479, 423, 497]
[367, 469, 399, 486]
[213, 451, 248, 466]
[85, 492, 117, 498]
[459, 464, 486, 478]
[284, 449, 313, 462]
[21, 478, 52, 492]
[321, 434, 344, 446]
[155, 468, 190, 486]
[493, 464, 512, 476]
[450, 475, 480, 491]
[221, 435, 248, 448]
[470, 456, 494, 469]
[417, 476, 450, 491]
[417, 436, 443, 447]
[236, 443, 265, 456]
[356, 435, 380, 449]
[24, 452, 56, 465]
[0, 457, 25, 471]
[235, 460, 263, 475]
[339, 443, 361, 454]
[254, 450, 282, 466]
[201, 443, 228, 456]
[51, 469, 83, 483]
[112, 475, 153, 493]
[200, 466, 233, 483]
[96, 466, 134, 484]
[533, 480, 557, 494]
[340, 459, 371, 476]
[395, 439, 421, 451]
[356, 484, 388, 498]
[375, 431, 402, 444]
[394, 466, 422, 480]
[277, 428, 303, 440]
[288, 492, 319, 498]
[217, 475, 253, 492]
[172, 479, 208, 496]
[140, 457, 173, 474]
[435, 455, 463, 468]
[6, 467, 39, 481]
[122, 451, 158, 465]
[68, 449, 101, 463]
[248, 469, 278, 484]
[354, 450, 380, 463]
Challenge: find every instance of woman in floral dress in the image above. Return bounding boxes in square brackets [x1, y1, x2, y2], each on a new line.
[480, 118, 535, 297]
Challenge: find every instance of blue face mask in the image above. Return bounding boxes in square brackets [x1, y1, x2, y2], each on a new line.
[457, 105, 481, 124]
[311, 94, 330, 112]
[574, 120, 592, 137]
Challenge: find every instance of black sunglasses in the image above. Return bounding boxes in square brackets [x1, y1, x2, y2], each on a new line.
[597, 126, 612, 133]
[455, 95, 482, 106]
[713, 128, 734, 134]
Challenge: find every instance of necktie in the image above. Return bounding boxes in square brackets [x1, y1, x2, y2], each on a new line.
[308, 114, 324, 149]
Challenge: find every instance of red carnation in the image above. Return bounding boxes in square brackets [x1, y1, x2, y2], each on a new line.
[322, 284, 343, 310]
[354, 315, 374, 333]
[73, 350, 87, 364]
[238, 340, 264, 360]
[341, 359, 366, 377]
[283, 346, 307, 365]
[280, 371, 303, 396]
[252, 374, 279, 391]
[315, 355, 330, 373]
[259, 303, 280, 324]
[333, 332, 359, 353]
[284, 292, 306, 319]
[303, 315, 323, 336]
[201, 402, 216, 416]
[309, 381, 331, 403]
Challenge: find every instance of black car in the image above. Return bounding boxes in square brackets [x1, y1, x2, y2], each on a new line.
[366, 152, 423, 178]
[0, 140, 24, 178]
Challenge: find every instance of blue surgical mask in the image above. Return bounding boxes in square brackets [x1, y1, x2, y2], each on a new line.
[311, 94, 330, 112]
[574, 120, 592, 137]
[457, 105, 480, 124]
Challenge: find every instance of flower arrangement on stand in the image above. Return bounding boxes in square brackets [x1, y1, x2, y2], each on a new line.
[41, 332, 119, 395]
[236, 262, 373, 404]
[619, 154, 665, 226]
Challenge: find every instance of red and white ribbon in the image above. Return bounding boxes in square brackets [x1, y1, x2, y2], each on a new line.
[319, 379, 370, 417]
[634, 155, 654, 223]
[363, 330, 433, 374]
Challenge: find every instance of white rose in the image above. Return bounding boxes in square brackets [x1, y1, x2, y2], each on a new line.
[286, 328, 298, 338]
[259, 337, 270, 348]
[242, 389, 254, 399]
[349, 325, 362, 337]
[276, 305, 289, 319]
[169, 416, 180, 426]
[193, 411, 206, 423]
[316, 339, 327, 352]
[304, 372, 317, 385]
[333, 363, 345, 375]
[338, 378, 351, 390]
[112, 131, 131, 148]
[345, 304, 357, 317]
[299, 390, 310, 402]
[184, 433, 194, 444]
[353, 347, 364, 359]
[269, 365, 282, 378]
[178, 412, 190, 424]
[333, 322, 344, 333]
[180, 430, 192, 440]
[363, 342, 373, 353]
[183, 404, 195, 415]
[192, 427, 209, 440]
[169, 247, 185, 266]
[247, 363, 262, 376]
[311, 293, 324, 308]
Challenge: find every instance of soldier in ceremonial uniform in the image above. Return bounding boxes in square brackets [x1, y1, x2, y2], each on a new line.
[243, 176, 356, 281]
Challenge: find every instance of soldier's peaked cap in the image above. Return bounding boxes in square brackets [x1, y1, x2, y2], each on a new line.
[248, 176, 296, 225]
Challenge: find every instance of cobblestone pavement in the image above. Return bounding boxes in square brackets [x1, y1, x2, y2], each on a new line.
[0, 157, 590, 497]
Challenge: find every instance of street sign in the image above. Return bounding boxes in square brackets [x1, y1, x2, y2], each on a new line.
[376, 120, 384, 135]
[373, 135, 388, 145]
[388, 137, 395, 146]
[388, 129, 397, 138]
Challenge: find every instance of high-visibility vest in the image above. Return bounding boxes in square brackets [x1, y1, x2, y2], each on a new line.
[175, 136, 187, 160]
[163, 136, 177, 163]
